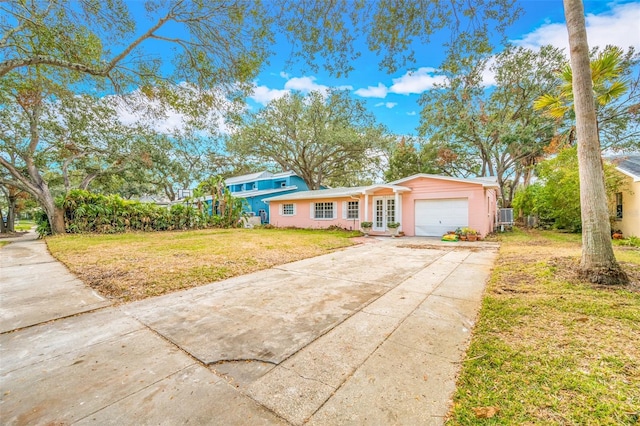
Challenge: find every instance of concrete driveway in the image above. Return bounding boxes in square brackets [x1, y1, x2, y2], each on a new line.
[0, 233, 498, 425]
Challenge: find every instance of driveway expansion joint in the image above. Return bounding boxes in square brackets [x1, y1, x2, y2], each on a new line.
[128, 315, 212, 368]
[0, 304, 112, 335]
[207, 358, 278, 366]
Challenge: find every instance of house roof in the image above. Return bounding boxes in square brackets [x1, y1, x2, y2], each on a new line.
[201, 186, 299, 201]
[262, 184, 411, 202]
[225, 171, 272, 185]
[612, 155, 640, 181]
[225, 170, 298, 185]
[389, 173, 500, 188]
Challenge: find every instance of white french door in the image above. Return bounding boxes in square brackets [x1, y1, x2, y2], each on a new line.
[373, 196, 396, 231]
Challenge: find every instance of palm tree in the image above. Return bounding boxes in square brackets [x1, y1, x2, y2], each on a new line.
[534, 46, 628, 133]
[539, 0, 628, 285]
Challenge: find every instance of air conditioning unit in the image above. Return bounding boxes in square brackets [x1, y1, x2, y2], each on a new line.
[498, 208, 514, 225]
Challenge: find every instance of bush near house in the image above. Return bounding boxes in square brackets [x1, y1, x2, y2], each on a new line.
[512, 147, 626, 232]
[35, 189, 245, 236]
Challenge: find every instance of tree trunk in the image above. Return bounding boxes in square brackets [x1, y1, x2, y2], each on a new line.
[38, 187, 66, 235]
[563, 0, 628, 284]
[7, 194, 16, 232]
[0, 206, 6, 233]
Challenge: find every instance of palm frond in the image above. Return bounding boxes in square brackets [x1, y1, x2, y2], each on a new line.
[533, 94, 569, 118]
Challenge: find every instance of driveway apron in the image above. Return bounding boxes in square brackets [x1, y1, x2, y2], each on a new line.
[0, 235, 498, 425]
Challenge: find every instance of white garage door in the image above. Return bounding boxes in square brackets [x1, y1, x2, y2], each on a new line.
[415, 198, 469, 236]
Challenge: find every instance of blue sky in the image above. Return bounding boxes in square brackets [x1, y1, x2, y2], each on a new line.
[244, 1, 640, 136]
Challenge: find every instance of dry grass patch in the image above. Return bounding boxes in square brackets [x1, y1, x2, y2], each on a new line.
[448, 228, 640, 425]
[46, 228, 359, 303]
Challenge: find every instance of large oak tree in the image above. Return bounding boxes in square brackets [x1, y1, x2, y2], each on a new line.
[228, 90, 392, 189]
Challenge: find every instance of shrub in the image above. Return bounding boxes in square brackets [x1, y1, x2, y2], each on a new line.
[54, 189, 244, 234]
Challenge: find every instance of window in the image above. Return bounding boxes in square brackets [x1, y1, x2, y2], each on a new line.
[347, 201, 359, 219]
[616, 192, 623, 219]
[386, 199, 395, 224]
[282, 203, 295, 215]
[375, 199, 384, 228]
[314, 202, 334, 219]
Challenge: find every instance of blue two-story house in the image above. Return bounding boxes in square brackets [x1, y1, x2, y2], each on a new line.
[224, 171, 310, 223]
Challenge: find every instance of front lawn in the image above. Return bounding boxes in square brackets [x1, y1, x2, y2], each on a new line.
[46, 228, 360, 303]
[448, 228, 640, 425]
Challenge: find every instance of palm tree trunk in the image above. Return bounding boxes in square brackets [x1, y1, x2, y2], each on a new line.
[563, 0, 628, 284]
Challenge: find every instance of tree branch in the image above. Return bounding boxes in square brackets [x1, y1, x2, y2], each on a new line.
[0, 9, 173, 78]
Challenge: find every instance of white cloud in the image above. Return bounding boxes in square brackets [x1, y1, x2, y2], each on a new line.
[480, 57, 497, 87]
[336, 84, 354, 91]
[250, 85, 290, 105]
[374, 102, 396, 108]
[407, 111, 417, 116]
[514, 2, 640, 51]
[284, 76, 328, 92]
[109, 85, 240, 135]
[280, 71, 290, 79]
[280, 76, 352, 95]
[355, 83, 389, 98]
[389, 67, 447, 95]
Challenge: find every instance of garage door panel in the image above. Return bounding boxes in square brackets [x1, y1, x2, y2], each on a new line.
[415, 199, 468, 236]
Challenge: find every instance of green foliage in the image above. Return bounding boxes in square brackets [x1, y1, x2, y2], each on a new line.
[196, 176, 247, 228]
[615, 235, 640, 247]
[228, 90, 391, 189]
[512, 147, 627, 232]
[384, 137, 441, 181]
[36, 189, 246, 235]
[534, 46, 640, 152]
[418, 45, 566, 206]
[35, 210, 51, 238]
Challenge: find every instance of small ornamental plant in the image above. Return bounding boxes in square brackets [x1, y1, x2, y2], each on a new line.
[462, 227, 477, 235]
[361, 221, 373, 229]
[387, 222, 400, 229]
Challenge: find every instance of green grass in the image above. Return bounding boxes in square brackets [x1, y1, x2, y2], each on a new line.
[14, 220, 35, 231]
[0, 241, 9, 248]
[447, 228, 640, 425]
[46, 227, 360, 302]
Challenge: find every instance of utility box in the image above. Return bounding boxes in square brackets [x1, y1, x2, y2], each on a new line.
[497, 208, 514, 231]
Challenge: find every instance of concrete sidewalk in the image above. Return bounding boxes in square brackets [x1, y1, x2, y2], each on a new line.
[0, 231, 110, 333]
[0, 234, 498, 425]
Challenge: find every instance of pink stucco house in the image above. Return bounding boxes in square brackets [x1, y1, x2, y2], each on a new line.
[263, 174, 500, 237]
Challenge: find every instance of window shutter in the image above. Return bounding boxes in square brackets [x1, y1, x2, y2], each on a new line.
[292, 203, 297, 215]
[342, 201, 347, 219]
[333, 202, 338, 219]
[310, 202, 315, 219]
[279, 203, 283, 216]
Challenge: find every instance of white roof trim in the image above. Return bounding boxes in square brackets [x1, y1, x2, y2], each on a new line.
[199, 186, 298, 202]
[390, 173, 500, 188]
[263, 184, 411, 202]
[225, 170, 298, 185]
